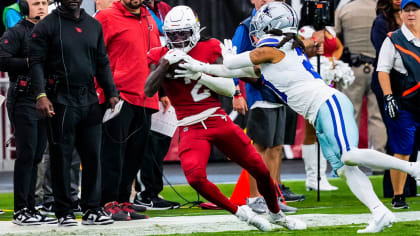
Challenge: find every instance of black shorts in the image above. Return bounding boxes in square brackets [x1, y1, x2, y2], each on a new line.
[246, 106, 297, 147]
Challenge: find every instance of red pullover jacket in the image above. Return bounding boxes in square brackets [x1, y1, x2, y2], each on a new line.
[95, 1, 161, 110]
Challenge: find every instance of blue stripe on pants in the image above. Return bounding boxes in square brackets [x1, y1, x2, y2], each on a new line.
[326, 99, 343, 154]
[332, 95, 351, 152]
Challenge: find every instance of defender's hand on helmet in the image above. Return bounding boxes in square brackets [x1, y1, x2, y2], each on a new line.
[220, 39, 237, 58]
[174, 68, 202, 80]
[163, 49, 188, 65]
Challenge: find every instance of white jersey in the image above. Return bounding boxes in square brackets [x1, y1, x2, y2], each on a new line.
[257, 35, 337, 124]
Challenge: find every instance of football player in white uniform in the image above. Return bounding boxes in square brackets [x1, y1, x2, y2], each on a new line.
[175, 2, 420, 233]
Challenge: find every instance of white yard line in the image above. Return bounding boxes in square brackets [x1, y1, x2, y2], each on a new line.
[1, 211, 420, 235]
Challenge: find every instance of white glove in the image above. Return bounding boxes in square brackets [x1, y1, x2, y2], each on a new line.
[163, 49, 188, 65]
[174, 68, 202, 80]
[178, 58, 210, 74]
[220, 39, 237, 58]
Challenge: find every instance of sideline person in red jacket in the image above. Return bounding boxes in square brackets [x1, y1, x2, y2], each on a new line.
[95, 0, 161, 221]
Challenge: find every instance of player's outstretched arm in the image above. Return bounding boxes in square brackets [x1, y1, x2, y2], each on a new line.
[221, 39, 282, 69]
[145, 60, 170, 97]
[179, 57, 258, 79]
[174, 57, 236, 97]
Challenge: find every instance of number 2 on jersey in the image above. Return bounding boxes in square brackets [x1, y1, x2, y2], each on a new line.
[190, 83, 211, 102]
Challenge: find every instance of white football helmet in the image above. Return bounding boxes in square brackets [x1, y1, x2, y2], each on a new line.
[249, 2, 299, 46]
[163, 6, 201, 53]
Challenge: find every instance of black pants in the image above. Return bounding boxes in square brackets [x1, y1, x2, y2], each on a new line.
[7, 97, 47, 212]
[135, 130, 171, 199]
[41, 149, 81, 204]
[101, 101, 152, 205]
[48, 103, 102, 218]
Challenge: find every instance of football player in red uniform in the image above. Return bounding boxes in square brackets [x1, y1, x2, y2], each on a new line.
[144, 5, 306, 232]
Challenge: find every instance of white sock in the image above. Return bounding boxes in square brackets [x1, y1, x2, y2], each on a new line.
[338, 165, 383, 212]
[342, 149, 414, 175]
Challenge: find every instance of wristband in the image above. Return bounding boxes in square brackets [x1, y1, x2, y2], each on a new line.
[234, 90, 242, 99]
[234, 93, 243, 99]
[36, 93, 47, 100]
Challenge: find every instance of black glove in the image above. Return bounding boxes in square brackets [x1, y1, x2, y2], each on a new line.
[384, 94, 399, 119]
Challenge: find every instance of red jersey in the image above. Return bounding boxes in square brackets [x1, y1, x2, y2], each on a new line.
[148, 38, 222, 121]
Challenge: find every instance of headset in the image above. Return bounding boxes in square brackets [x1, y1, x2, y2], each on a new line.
[19, 0, 41, 19]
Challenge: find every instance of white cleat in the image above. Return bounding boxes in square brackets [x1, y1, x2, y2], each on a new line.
[357, 207, 396, 233]
[306, 178, 339, 191]
[268, 211, 307, 230]
[235, 205, 272, 232]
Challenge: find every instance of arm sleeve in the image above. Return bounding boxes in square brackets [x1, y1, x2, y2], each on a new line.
[193, 63, 257, 78]
[0, 28, 28, 72]
[223, 51, 254, 69]
[232, 24, 253, 85]
[29, 21, 49, 96]
[95, 27, 119, 99]
[376, 38, 396, 73]
[198, 74, 235, 97]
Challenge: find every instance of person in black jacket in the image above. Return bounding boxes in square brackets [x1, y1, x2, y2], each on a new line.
[29, 0, 119, 227]
[0, 0, 57, 226]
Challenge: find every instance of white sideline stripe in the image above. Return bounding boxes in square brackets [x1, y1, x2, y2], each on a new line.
[1, 211, 420, 235]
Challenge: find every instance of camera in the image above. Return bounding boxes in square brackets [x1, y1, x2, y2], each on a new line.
[300, 0, 335, 30]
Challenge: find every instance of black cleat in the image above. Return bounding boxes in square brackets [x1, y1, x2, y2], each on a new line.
[279, 184, 306, 202]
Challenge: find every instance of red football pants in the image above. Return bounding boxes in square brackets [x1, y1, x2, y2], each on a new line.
[178, 115, 280, 214]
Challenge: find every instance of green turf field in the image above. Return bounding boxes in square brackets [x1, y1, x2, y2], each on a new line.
[1, 176, 420, 235]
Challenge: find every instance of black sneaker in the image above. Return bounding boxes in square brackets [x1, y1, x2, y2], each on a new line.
[392, 195, 409, 209]
[82, 208, 114, 225]
[279, 184, 306, 202]
[0, 209, 4, 214]
[133, 194, 179, 210]
[29, 209, 58, 224]
[39, 202, 55, 216]
[73, 200, 83, 215]
[12, 208, 41, 226]
[58, 214, 78, 227]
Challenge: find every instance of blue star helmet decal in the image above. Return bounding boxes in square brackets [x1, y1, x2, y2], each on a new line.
[263, 6, 273, 18]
